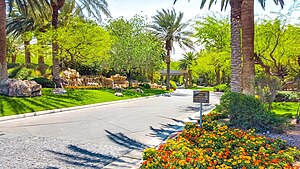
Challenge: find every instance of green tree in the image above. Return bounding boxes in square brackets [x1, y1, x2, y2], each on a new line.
[255, 16, 300, 82]
[107, 16, 163, 86]
[175, 0, 284, 94]
[149, 8, 193, 90]
[56, 17, 113, 68]
[49, 0, 111, 87]
[193, 14, 231, 85]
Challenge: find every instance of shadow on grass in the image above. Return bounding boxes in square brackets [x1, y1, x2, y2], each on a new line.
[105, 130, 148, 150]
[47, 145, 123, 169]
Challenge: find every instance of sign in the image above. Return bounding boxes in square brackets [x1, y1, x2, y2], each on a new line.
[193, 91, 209, 103]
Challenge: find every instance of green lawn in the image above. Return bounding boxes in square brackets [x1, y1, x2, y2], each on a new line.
[0, 88, 168, 117]
[272, 102, 300, 118]
[190, 86, 214, 91]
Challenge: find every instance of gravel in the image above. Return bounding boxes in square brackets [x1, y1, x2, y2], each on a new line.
[0, 134, 130, 169]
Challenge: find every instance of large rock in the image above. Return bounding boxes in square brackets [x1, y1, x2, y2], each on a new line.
[0, 78, 42, 97]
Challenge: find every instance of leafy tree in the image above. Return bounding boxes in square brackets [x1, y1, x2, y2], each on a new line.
[107, 16, 163, 86]
[193, 14, 231, 85]
[56, 17, 112, 68]
[255, 16, 300, 83]
[48, 0, 111, 87]
[149, 8, 193, 90]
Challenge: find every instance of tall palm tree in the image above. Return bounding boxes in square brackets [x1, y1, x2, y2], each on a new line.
[149, 8, 193, 90]
[49, 0, 111, 87]
[180, 51, 197, 87]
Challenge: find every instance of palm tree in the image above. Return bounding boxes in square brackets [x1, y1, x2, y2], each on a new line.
[0, 0, 7, 80]
[149, 8, 193, 90]
[49, 0, 111, 87]
[0, 0, 47, 80]
[6, 4, 51, 64]
[174, 0, 284, 94]
[180, 51, 197, 87]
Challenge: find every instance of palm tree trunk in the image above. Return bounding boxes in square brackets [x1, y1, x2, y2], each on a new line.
[241, 0, 255, 95]
[166, 50, 171, 90]
[24, 40, 31, 64]
[51, 3, 62, 87]
[230, 0, 242, 93]
[0, 0, 8, 80]
[165, 40, 172, 91]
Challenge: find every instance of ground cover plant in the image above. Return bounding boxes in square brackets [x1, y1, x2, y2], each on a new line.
[141, 113, 300, 169]
[272, 102, 300, 118]
[0, 88, 168, 117]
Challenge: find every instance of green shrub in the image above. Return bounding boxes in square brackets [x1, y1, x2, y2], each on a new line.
[32, 77, 56, 88]
[216, 92, 287, 132]
[274, 92, 300, 102]
[169, 80, 177, 89]
[9, 67, 32, 80]
[139, 83, 150, 89]
[213, 84, 229, 92]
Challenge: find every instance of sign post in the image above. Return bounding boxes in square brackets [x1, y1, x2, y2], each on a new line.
[193, 91, 209, 127]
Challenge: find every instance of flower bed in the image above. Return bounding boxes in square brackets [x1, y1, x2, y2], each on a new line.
[141, 113, 300, 169]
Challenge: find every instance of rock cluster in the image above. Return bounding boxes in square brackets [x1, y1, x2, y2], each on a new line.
[0, 78, 42, 97]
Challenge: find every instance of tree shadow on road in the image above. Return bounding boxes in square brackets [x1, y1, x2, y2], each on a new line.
[46, 144, 123, 169]
[105, 130, 149, 150]
[149, 118, 185, 141]
[186, 103, 213, 113]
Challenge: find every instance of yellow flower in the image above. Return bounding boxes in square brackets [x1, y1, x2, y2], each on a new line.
[178, 160, 185, 166]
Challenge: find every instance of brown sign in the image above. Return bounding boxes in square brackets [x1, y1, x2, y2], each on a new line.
[193, 91, 209, 103]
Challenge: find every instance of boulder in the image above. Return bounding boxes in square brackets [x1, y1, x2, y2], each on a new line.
[0, 78, 42, 97]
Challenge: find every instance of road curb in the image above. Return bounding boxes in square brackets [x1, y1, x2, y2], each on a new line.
[0, 92, 174, 123]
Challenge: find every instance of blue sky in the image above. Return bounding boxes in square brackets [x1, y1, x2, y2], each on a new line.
[105, 0, 299, 60]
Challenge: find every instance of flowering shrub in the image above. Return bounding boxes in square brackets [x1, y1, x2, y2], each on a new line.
[141, 114, 300, 169]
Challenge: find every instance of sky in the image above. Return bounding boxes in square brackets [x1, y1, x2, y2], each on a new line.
[104, 0, 299, 60]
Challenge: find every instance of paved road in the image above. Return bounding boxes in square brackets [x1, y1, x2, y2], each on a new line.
[0, 89, 222, 169]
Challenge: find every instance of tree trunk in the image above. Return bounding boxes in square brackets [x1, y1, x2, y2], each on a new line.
[0, 0, 8, 80]
[215, 68, 221, 85]
[24, 40, 31, 64]
[12, 54, 17, 63]
[51, 3, 62, 87]
[38, 56, 45, 65]
[230, 0, 242, 93]
[126, 71, 132, 88]
[165, 40, 171, 91]
[188, 70, 192, 87]
[241, 0, 255, 95]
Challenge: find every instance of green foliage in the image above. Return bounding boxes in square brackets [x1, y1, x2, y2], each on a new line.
[274, 92, 300, 102]
[56, 17, 113, 65]
[139, 83, 151, 89]
[272, 102, 299, 118]
[169, 80, 177, 89]
[32, 77, 55, 88]
[106, 16, 163, 82]
[216, 92, 287, 132]
[255, 16, 300, 81]
[8, 66, 32, 80]
[213, 84, 229, 92]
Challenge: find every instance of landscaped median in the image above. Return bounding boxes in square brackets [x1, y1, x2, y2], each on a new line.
[0, 88, 169, 117]
[141, 113, 300, 169]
